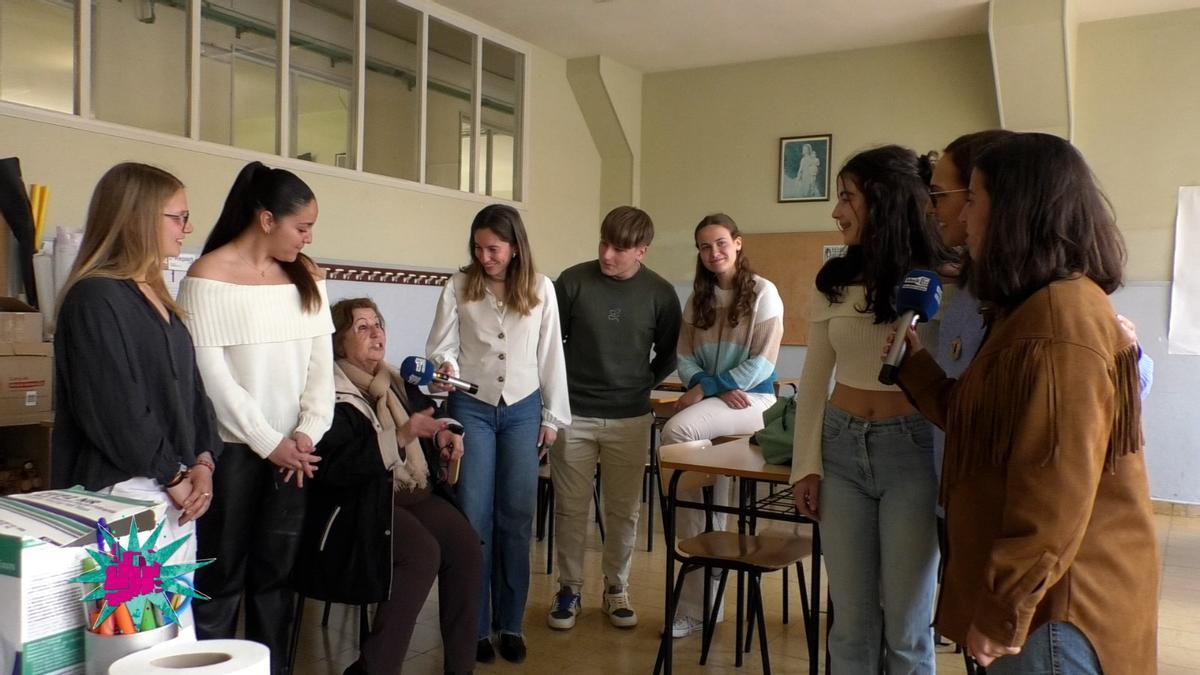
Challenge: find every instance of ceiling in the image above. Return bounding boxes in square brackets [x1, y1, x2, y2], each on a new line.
[432, 0, 1200, 73]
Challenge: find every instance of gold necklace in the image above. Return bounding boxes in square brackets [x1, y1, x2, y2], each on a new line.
[236, 243, 272, 278]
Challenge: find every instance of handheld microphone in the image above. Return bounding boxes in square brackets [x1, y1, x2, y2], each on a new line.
[878, 270, 942, 386]
[400, 356, 480, 395]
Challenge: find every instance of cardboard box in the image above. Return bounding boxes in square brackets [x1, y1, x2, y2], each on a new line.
[0, 489, 160, 675]
[0, 340, 52, 427]
[0, 298, 41, 344]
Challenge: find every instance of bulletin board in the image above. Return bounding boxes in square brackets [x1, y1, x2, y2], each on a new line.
[741, 231, 845, 346]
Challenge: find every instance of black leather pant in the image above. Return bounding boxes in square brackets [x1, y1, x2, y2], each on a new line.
[195, 443, 306, 674]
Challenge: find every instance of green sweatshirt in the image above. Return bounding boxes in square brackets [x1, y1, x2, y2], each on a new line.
[555, 260, 682, 419]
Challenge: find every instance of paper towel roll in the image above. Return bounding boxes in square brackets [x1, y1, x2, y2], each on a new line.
[108, 639, 270, 675]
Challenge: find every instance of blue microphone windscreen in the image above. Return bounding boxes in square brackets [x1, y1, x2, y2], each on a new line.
[894, 270, 942, 322]
[399, 356, 435, 386]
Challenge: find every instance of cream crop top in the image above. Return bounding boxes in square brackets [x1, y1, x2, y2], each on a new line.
[789, 284, 945, 483]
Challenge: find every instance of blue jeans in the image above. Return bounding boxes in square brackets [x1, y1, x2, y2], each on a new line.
[985, 622, 1101, 675]
[450, 390, 543, 639]
[819, 405, 939, 674]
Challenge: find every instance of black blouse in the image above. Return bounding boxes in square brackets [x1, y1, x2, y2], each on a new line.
[51, 278, 221, 490]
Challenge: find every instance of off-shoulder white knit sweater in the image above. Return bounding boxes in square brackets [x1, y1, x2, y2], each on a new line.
[178, 277, 335, 459]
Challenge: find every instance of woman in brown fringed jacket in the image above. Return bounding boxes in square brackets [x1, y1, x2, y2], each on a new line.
[894, 132, 1158, 675]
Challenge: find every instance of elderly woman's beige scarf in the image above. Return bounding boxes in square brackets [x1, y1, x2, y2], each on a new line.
[337, 359, 429, 490]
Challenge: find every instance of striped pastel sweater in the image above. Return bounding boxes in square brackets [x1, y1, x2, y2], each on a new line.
[677, 275, 784, 396]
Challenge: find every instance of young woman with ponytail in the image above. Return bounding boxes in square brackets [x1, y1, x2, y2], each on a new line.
[179, 161, 334, 673]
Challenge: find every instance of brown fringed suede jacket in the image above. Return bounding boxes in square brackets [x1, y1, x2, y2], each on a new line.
[898, 277, 1159, 675]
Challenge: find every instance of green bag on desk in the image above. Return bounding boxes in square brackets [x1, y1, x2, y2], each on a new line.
[752, 393, 796, 465]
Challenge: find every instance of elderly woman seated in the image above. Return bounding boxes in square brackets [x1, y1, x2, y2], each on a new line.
[296, 298, 481, 675]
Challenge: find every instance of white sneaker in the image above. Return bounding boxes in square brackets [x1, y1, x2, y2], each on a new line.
[664, 615, 704, 639]
[603, 584, 638, 628]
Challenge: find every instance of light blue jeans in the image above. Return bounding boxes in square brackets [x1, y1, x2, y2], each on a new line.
[450, 390, 543, 639]
[985, 622, 1102, 675]
[819, 404, 939, 674]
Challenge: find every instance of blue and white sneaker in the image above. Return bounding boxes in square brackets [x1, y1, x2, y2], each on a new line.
[547, 586, 581, 630]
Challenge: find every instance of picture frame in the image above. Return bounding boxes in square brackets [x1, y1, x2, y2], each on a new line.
[778, 134, 832, 202]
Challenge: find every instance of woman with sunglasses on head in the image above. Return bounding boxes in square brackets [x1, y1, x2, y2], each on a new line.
[789, 146, 950, 673]
[894, 133, 1158, 674]
[52, 162, 221, 637]
[180, 161, 334, 674]
[926, 130, 1153, 463]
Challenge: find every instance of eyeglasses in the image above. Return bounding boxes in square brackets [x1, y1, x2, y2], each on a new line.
[163, 212, 190, 225]
[929, 189, 967, 206]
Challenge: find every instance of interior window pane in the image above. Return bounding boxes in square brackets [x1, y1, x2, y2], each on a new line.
[199, 0, 278, 153]
[362, 0, 419, 181]
[290, 0, 354, 167]
[425, 18, 474, 191]
[92, 0, 187, 135]
[0, 0, 76, 113]
[480, 40, 521, 200]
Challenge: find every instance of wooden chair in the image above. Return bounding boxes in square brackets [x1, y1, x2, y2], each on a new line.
[654, 440, 816, 675]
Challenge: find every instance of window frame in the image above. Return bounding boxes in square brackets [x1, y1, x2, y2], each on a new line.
[0, 0, 530, 205]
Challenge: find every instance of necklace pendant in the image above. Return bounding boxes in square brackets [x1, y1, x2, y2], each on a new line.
[951, 338, 963, 361]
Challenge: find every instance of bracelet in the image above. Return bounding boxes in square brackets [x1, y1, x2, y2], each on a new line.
[165, 468, 189, 488]
[193, 457, 216, 473]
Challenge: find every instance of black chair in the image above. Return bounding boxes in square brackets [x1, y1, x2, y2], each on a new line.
[536, 460, 605, 575]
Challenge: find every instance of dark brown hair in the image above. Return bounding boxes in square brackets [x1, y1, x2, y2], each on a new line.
[203, 161, 321, 312]
[461, 204, 541, 316]
[600, 206, 654, 249]
[330, 297, 384, 358]
[941, 129, 1017, 188]
[816, 145, 949, 324]
[969, 132, 1125, 310]
[690, 213, 757, 330]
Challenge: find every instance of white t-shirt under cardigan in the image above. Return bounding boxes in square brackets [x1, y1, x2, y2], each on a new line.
[426, 272, 571, 430]
[178, 277, 336, 458]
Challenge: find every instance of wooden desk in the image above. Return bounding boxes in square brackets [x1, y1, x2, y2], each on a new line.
[657, 437, 821, 675]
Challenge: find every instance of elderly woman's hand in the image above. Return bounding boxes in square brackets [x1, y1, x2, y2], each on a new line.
[403, 407, 447, 442]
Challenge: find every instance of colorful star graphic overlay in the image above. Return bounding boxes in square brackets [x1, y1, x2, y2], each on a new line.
[73, 519, 214, 630]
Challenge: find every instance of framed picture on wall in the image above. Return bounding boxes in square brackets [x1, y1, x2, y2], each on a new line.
[779, 134, 832, 202]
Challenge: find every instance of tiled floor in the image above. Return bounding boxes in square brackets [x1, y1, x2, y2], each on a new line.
[293, 507, 1200, 674]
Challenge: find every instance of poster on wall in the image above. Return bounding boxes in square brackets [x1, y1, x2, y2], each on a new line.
[1169, 186, 1200, 355]
[779, 134, 831, 202]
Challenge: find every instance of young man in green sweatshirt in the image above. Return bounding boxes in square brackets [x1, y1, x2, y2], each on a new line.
[547, 206, 682, 630]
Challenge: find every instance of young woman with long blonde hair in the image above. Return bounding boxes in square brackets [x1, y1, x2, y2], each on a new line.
[52, 162, 221, 637]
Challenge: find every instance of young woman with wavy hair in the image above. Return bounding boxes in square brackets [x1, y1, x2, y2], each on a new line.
[790, 145, 949, 673]
[660, 213, 784, 638]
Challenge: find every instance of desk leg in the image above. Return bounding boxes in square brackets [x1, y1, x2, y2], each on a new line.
[655, 471, 684, 675]
[810, 523, 822, 675]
